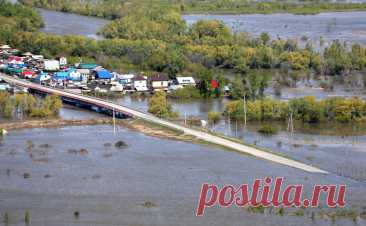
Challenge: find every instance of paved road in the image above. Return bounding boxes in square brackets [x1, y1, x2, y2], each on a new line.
[1, 74, 328, 174]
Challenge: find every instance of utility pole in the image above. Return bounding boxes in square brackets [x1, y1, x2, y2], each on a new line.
[184, 112, 187, 126]
[243, 94, 247, 126]
[113, 108, 116, 135]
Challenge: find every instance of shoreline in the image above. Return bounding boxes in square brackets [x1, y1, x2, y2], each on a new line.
[0, 118, 196, 142]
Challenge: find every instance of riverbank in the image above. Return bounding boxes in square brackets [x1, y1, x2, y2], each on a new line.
[0, 117, 196, 142]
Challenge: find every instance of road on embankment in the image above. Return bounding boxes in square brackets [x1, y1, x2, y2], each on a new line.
[0, 74, 328, 174]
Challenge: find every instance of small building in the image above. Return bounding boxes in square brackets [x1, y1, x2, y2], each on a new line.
[149, 74, 169, 91]
[78, 63, 99, 70]
[33, 72, 50, 84]
[44, 60, 60, 71]
[32, 55, 44, 61]
[67, 68, 81, 81]
[118, 74, 135, 88]
[176, 76, 196, 87]
[0, 45, 11, 51]
[57, 56, 67, 66]
[77, 69, 91, 81]
[95, 69, 112, 80]
[7, 56, 24, 65]
[22, 70, 34, 79]
[132, 75, 148, 92]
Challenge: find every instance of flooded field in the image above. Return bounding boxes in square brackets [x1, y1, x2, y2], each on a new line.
[30, 3, 366, 48]
[0, 125, 365, 226]
[184, 11, 366, 47]
[105, 95, 366, 181]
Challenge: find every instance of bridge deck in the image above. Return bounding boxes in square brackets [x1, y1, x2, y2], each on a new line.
[0, 74, 328, 174]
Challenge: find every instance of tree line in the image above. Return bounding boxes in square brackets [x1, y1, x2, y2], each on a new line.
[225, 96, 366, 123]
[2, 2, 366, 100]
[0, 92, 62, 118]
[19, 0, 366, 19]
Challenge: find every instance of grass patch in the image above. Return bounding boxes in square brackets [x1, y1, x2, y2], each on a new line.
[258, 125, 278, 135]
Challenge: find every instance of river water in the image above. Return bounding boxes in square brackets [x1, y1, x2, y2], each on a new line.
[31, 1, 366, 48]
[38, 9, 108, 39]
[184, 11, 366, 47]
[0, 125, 366, 226]
[2, 5, 366, 225]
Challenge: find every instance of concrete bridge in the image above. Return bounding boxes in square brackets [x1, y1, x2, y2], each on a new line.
[0, 74, 328, 174]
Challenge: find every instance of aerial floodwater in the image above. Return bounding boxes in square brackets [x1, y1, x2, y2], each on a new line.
[0, 125, 365, 226]
[3, 1, 366, 225]
[184, 11, 366, 47]
[38, 9, 108, 39]
[32, 4, 366, 47]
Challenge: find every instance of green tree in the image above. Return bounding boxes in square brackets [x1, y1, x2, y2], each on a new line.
[324, 41, 352, 75]
[148, 91, 178, 119]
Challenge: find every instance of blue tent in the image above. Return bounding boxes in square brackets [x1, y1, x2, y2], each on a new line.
[53, 71, 68, 81]
[96, 70, 112, 79]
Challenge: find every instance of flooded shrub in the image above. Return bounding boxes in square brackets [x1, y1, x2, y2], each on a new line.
[293, 209, 305, 217]
[26, 140, 35, 151]
[311, 212, 316, 221]
[276, 141, 282, 147]
[79, 149, 88, 155]
[278, 207, 285, 216]
[67, 149, 88, 155]
[142, 201, 156, 208]
[23, 173, 31, 179]
[39, 143, 52, 149]
[247, 205, 265, 214]
[73, 211, 80, 219]
[24, 210, 30, 224]
[3, 212, 9, 224]
[208, 111, 221, 124]
[115, 141, 128, 149]
[258, 125, 278, 135]
[67, 149, 78, 154]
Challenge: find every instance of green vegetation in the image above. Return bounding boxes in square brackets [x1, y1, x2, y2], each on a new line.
[168, 86, 202, 99]
[0, 0, 43, 31]
[225, 96, 366, 123]
[3, 1, 366, 82]
[0, 92, 62, 119]
[208, 111, 221, 124]
[3, 212, 9, 224]
[258, 124, 278, 135]
[20, 0, 366, 18]
[24, 210, 30, 224]
[247, 205, 266, 214]
[148, 91, 179, 119]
